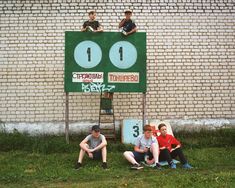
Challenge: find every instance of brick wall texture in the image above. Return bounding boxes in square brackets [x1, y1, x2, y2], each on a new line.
[0, 0, 234, 123]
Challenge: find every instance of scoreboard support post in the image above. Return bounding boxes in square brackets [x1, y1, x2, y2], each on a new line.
[65, 92, 69, 144]
[142, 92, 147, 127]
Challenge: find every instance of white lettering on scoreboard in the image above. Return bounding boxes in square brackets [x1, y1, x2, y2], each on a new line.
[72, 72, 103, 83]
[108, 72, 139, 83]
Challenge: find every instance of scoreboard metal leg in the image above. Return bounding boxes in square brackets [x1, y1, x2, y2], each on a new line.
[142, 92, 146, 127]
[65, 92, 69, 144]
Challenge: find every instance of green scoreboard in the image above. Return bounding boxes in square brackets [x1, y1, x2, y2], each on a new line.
[64, 32, 146, 93]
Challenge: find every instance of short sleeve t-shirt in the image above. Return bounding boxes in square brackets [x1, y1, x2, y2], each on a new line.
[121, 19, 136, 32]
[83, 20, 100, 30]
[85, 134, 105, 149]
[135, 134, 157, 150]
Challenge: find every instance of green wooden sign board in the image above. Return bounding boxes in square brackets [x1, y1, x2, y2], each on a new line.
[64, 31, 146, 92]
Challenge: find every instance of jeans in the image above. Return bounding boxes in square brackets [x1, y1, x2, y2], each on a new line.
[159, 148, 187, 165]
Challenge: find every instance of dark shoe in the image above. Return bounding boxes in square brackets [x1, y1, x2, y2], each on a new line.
[154, 163, 162, 170]
[102, 162, 108, 169]
[131, 163, 143, 170]
[75, 162, 82, 170]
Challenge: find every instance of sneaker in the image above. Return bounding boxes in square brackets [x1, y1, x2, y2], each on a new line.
[102, 162, 108, 169]
[131, 163, 143, 170]
[170, 162, 177, 169]
[154, 163, 162, 170]
[182, 163, 193, 169]
[75, 162, 82, 170]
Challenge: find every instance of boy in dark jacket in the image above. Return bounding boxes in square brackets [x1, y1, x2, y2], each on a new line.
[119, 10, 137, 36]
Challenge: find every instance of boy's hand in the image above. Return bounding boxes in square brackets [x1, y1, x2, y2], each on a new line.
[170, 146, 180, 152]
[175, 145, 181, 149]
[87, 148, 94, 153]
[81, 26, 88, 32]
[143, 147, 149, 153]
[87, 152, 93, 158]
[119, 19, 127, 28]
[146, 158, 155, 165]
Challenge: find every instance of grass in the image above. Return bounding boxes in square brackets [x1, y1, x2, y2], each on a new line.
[0, 129, 234, 188]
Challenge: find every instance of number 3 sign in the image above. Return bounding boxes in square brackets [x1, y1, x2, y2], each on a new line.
[122, 119, 143, 145]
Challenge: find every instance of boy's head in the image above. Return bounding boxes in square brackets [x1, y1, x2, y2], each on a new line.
[124, 10, 132, 20]
[143, 125, 152, 139]
[158, 123, 167, 136]
[88, 11, 96, 20]
[91, 125, 100, 138]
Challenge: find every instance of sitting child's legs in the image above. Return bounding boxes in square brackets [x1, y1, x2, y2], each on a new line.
[123, 151, 139, 165]
[159, 148, 173, 165]
[170, 147, 187, 164]
[171, 147, 193, 169]
[101, 145, 107, 163]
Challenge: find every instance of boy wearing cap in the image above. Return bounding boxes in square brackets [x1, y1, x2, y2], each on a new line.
[81, 11, 103, 32]
[123, 125, 161, 170]
[75, 125, 108, 170]
[119, 10, 137, 36]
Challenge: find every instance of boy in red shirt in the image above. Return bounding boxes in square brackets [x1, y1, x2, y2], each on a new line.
[157, 123, 193, 169]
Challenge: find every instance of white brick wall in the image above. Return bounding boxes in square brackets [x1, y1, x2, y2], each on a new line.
[0, 0, 234, 123]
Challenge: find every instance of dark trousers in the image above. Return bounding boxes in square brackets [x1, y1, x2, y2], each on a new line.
[159, 148, 187, 165]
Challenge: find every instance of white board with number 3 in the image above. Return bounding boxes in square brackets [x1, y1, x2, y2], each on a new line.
[121, 119, 143, 145]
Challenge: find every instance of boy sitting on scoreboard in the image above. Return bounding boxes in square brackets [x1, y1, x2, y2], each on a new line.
[75, 125, 108, 170]
[81, 11, 103, 32]
[157, 123, 193, 169]
[123, 125, 161, 170]
[119, 10, 137, 36]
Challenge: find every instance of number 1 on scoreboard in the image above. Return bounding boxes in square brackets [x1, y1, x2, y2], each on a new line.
[87, 47, 91, 62]
[119, 47, 123, 61]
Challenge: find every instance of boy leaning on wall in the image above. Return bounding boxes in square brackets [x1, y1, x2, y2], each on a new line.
[81, 10, 103, 32]
[119, 9, 137, 36]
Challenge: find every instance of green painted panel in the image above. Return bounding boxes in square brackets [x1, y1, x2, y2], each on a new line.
[64, 32, 146, 92]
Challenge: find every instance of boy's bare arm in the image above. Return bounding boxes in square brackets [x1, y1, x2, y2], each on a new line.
[134, 146, 147, 153]
[92, 138, 107, 151]
[126, 27, 137, 35]
[81, 26, 87, 32]
[119, 19, 126, 28]
[94, 26, 103, 32]
[79, 138, 90, 152]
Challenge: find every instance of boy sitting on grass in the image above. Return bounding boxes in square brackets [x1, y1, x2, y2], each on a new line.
[157, 123, 193, 169]
[81, 11, 103, 32]
[123, 125, 161, 170]
[75, 125, 107, 170]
